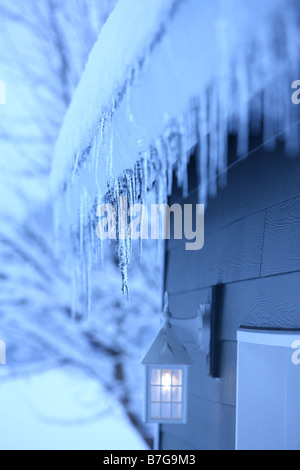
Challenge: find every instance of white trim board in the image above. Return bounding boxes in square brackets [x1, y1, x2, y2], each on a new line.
[237, 328, 300, 348]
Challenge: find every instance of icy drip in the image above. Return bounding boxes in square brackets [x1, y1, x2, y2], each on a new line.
[284, 9, 300, 156]
[104, 171, 134, 299]
[208, 84, 218, 198]
[236, 56, 250, 157]
[134, 159, 147, 256]
[81, 188, 92, 317]
[197, 93, 208, 205]
[95, 117, 105, 190]
[216, 17, 230, 187]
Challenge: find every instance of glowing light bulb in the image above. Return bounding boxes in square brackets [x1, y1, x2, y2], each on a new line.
[161, 369, 172, 387]
[161, 369, 172, 402]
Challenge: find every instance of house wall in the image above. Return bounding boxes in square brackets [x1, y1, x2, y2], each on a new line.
[160, 137, 300, 450]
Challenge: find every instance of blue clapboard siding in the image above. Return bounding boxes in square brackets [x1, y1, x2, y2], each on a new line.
[168, 141, 300, 250]
[160, 433, 201, 451]
[221, 272, 300, 340]
[261, 196, 300, 276]
[161, 395, 236, 451]
[166, 210, 265, 294]
[160, 140, 300, 450]
[184, 340, 237, 406]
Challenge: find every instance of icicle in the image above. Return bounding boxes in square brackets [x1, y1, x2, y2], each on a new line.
[250, 91, 263, 137]
[160, 133, 173, 197]
[79, 193, 85, 264]
[167, 162, 173, 197]
[125, 171, 134, 255]
[106, 100, 116, 179]
[133, 160, 145, 258]
[216, 17, 229, 186]
[71, 151, 80, 184]
[126, 73, 134, 123]
[236, 55, 250, 158]
[83, 187, 92, 318]
[95, 117, 105, 190]
[180, 119, 189, 199]
[108, 121, 114, 178]
[112, 177, 131, 301]
[142, 153, 148, 203]
[260, 25, 277, 152]
[218, 105, 228, 188]
[187, 98, 198, 161]
[208, 85, 218, 198]
[158, 136, 169, 203]
[284, 8, 300, 157]
[71, 257, 78, 319]
[198, 92, 208, 205]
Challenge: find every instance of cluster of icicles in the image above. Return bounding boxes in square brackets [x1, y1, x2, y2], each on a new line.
[54, 6, 300, 316]
[62, 114, 194, 314]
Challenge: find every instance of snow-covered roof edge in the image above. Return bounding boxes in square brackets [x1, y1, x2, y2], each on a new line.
[51, 0, 179, 195]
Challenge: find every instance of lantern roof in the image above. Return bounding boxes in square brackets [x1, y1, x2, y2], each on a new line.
[141, 325, 193, 366]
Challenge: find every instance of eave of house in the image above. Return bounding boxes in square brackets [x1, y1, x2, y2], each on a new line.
[51, 0, 300, 298]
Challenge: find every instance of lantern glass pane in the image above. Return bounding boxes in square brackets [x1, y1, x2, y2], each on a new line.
[172, 403, 182, 420]
[151, 369, 161, 385]
[150, 386, 160, 402]
[161, 403, 171, 419]
[150, 403, 160, 419]
[172, 386, 182, 403]
[161, 385, 171, 402]
[161, 369, 172, 387]
[148, 367, 185, 422]
[172, 369, 182, 386]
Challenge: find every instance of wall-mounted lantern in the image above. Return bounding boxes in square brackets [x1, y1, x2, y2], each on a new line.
[141, 294, 193, 424]
[141, 287, 223, 424]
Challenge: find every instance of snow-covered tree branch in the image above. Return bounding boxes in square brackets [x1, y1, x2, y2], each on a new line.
[0, 0, 162, 448]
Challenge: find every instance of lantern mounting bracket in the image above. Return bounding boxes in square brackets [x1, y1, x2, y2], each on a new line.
[162, 287, 223, 379]
[161, 293, 211, 354]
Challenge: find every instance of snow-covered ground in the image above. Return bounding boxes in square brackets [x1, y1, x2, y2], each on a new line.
[0, 368, 147, 450]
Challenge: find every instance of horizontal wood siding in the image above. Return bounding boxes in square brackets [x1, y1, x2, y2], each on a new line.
[261, 196, 300, 276]
[166, 210, 265, 294]
[221, 272, 300, 340]
[160, 143, 300, 450]
[161, 395, 235, 450]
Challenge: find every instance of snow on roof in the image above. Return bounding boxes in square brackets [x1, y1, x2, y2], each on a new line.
[51, 0, 300, 301]
[52, 0, 175, 195]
